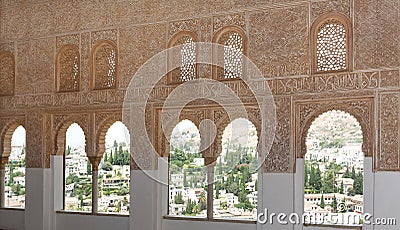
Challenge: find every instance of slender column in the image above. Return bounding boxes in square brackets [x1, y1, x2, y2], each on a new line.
[205, 157, 216, 220]
[0, 157, 7, 208]
[88, 156, 102, 214]
[0, 157, 8, 208]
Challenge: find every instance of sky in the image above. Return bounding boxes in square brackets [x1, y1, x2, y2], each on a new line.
[65, 122, 130, 148]
[9, 122, 130, 151]
[11, 126, 26, 146]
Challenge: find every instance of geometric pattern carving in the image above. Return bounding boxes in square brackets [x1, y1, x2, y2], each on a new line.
[316, 19, 347, 72]
[378, 93, 400, 170]
[0, 52, 15, 96]
[265, 97, 292, 173]
[94, 111, 123, 158]
[168, 32, 197, 84]
[222, 31, 243, 79]
[312, 13, 352, 74]
[53, 114, 89, 157]
[91, 41, 117, 90]
[213, 27, 246, 80]
[56, 45, 80, 92]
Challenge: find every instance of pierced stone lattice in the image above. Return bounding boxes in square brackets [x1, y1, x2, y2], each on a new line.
[180, 36, 196, 81]
[58, 46, 80, 92]
[219, 32, 243, 79]
[171, 35, 196, 82]
[0, 53, 15, 96]
[94, 43, 117, 89]
[316, 19, 347, 72]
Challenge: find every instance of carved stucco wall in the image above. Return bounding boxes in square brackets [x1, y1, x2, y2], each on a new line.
[0, 0, 399, 172]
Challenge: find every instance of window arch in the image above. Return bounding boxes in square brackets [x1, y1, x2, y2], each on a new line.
[311, 13, 352, 74]
[91, 40, 118, 90]
[64, 123, 92, 212]
[214, 118, 258, 220]
[168, 32, 198, 84]
[213, 26, 246, 80]
[56, 45, 80, 92]
[304, 110, 364, 226]
[168, 120, 205, 217]
[0, 52, 15, 96]
[98, 121, 131, 214]
[3, 125, 26, 208]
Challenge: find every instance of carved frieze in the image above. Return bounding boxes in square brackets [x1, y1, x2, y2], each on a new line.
[213, 13, 246, 33]
[378, 93, 400, 170]
[0, 51, 15, 96]
[265, 97, 292, 173]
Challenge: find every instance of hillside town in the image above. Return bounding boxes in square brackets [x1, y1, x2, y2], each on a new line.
[4, 145, 26, 208]
[168, 119, 258, 220]
[64, 141, 130, 214]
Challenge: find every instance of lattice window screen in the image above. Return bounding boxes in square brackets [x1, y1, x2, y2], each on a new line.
[316, 19, 347, 72]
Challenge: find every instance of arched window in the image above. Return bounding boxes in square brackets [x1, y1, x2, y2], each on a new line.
[304, 110, 364, 226]
[215, 118, 258, 220]
[4, 126, 26, 208]
[64, 123, 92, 212]
[56, 45, 80, 92]
[168, 32, 197, 84]
[213, 27, 246, 80]
[91, 41, 117, 90]
[168, 120, 205, 217]
[0, 52, 15, 96]
[98, 121, 130, 214]
[312, 13, 352, 74]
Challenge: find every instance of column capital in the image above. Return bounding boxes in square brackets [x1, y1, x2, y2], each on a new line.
[87, 156, 102, 171]
[0, 157, 9, 170]
[204, 157, 217, 166]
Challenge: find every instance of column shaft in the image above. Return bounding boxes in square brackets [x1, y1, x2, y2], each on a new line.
[0, 169, 5, 207]
[92, 169, 99, 213]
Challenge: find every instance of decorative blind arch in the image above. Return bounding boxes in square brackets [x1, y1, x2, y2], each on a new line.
[168, 32, 197, 84]
[312, 13, 352, 74]
[91, 40, 118, 90]
[56, 45, 80, 92]
[0, 52, 15, 96]
[213, 26, 246, 80]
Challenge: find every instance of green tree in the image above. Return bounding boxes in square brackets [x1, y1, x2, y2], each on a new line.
[183, 170, 188, 187]
[184, 199, 196, 215]
[304, 161, 309, 186]
[198, 191, 207, 211]
[101, 162, 113, 171]
[174, 192, 184, 204]
[217, 157, 223, 175]
[87, 161, 92, 175]
[240, 166, 251, 184]
[8, 163, 14, 186]
[322, 170, 336, 193]
[347, 187, 355, 196]
[65, 146, 71, 156]
[104, 153, 108, 163]
[66, 174, 79, 185]
[339, 181, 344, 194]
[340, 197, 346, 213]
[109, 150, 114, 165]
[351, 166, 356, 180]
[343, 167, 351, 178]
[331, 195, 338, 213]
[353, 172, 363, 195]
[320, 194, 325, 209]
